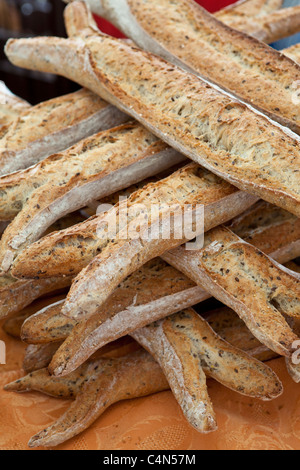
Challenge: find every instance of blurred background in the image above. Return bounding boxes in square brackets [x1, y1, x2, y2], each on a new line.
[0, 0, 299, 103]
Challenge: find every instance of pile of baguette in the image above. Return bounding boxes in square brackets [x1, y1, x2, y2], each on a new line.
[0, 0, 300, 449]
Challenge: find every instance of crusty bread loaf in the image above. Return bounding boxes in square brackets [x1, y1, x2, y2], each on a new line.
[12, 163, 255, 281]
[0, 122, 184, 273]
[216, 1, 300, 43]
[0, 87, 128, 176]
[163, 226, 300, 357]
[0, 212, 88, 319]
[84, 0, 300, 133]
[26, 350, 168, 448]
[206, 306, 300, 383]
[20, 204, 300, 375]
[229, 201, 300, 264]
[132, 310, 282, 410]
[0, 276, 72, 320]
[0, 81, 30, 127]
[5, 337, 141, 396]
[217, 0, 283, 18]
[22, 258, 207, 346]
[5, 9, 300, 217]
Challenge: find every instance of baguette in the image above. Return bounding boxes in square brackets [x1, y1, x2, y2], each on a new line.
[21, 258, 208, 348]
[163, 226, 300, 357]
[0, 87, 128, 176]
[16, 201, 300, 373]
[216, 3, 300, 43]
[0, 122, 184, 273]
[132, 309, 282, 404]
[228, 201, 300, 264]
[216, 0, 283, 17]
[80, 0, 300, 133]
[0, 212, 88, 319]
[12, 163, 255, 281]
[3, 293, 66, 338]
[206, 306, 300, 383]
[5, 12, 300, 217]
[26, 350, 169, 448]
[5, 337, 141, 396]
[22, 336, 140, 373]
[0, 81, 30, 127]
[0, 276, 72, 320]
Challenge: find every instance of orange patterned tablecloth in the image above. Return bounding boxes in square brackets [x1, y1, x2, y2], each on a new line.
[0, 323, 300, 451]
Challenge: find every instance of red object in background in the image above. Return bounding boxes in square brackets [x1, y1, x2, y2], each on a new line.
[95, 0, 237, 37]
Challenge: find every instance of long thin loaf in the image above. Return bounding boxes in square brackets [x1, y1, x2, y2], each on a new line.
[4, 6, 300, 217]
[0, 87, 128, 175]
[81, 0, 300, 132]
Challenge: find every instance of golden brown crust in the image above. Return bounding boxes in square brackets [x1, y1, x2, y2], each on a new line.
[12, 163, 254, 280]
[0, 81, 30, 127]
[229, 201, 300, 264]
[107, 0, 300, 131]
[5, 27, 300, 217]
[132, 309, 282, 433]
[217, 4, 300, 43]
[0, 122, 184, 273]
[45, 260, 209, 376]
[163, 227, 300, 357]
[0, 87, 128, 175]
[26, 350, 169, 448]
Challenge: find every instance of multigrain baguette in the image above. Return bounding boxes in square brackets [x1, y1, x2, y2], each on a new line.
[0, 87, 128, 176]
[163, 226, 300, 357]
[0, 122, 184, 273]
[0, 212, 88, 319]
[206, 306, 300, 383]
[21, 258, 208, 347]
[216, 2, 300, 43]
[12, 163, 255, 281]
[5, 8, 300, 217]
[228, 201, 300, 264]
[5, 338, 142, 397]
[79, 0, 300, 133]
[0, 81, 30, 127]
[26, 350, 169, 448]
[132, 309, 283, 404]
[22, 336, 140, 373]
[45, 240, 300, 377]
[217, 0, 283, 17]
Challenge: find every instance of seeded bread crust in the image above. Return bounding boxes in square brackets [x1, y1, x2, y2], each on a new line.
[5, 12, 300, 217]
[26, 350, 169, 448]
[229, 201, 300, 264]
[0, 122, 184, 273]
[12, 163, 254, 280]
[206, 306, 300, 383]
[132, 309, 282, 431]
[86, 0, 300, 133]
[218, 5, 300, 43]
[0, 87, 128, 176]
[163, 227, 300, 357]
[217, 0, 283, 17]
[0, 81, 30, 127]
